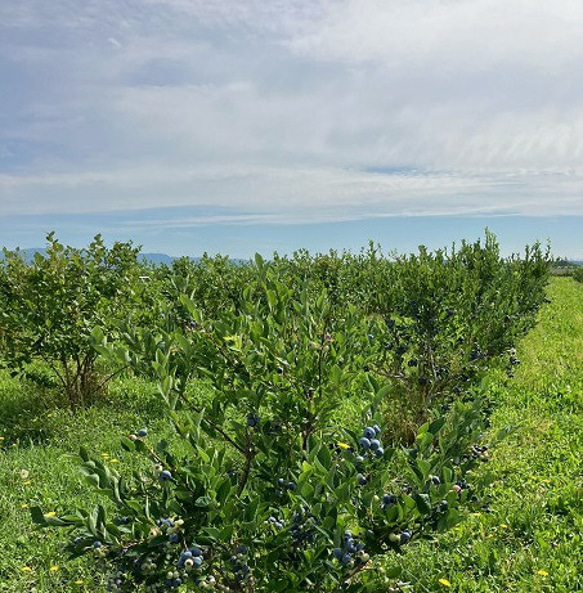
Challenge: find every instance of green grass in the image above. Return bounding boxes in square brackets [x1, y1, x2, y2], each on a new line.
[0, 278, 581, 592]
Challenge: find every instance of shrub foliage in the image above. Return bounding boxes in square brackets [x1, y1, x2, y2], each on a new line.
[15, 232, 551, 591]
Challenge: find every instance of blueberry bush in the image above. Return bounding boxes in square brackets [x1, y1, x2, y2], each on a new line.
[0, 233, 142, 407]
[28, 236, 551, 592]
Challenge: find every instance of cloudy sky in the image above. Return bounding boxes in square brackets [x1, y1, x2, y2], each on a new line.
[1, 0, 582, 257]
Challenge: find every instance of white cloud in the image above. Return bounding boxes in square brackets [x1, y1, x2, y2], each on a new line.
[0, 0, 582, 220]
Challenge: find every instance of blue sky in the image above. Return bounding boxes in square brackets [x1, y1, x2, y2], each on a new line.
[1, 1, 582, 258]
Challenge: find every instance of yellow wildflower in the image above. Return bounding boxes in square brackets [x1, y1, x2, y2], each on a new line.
[110, 458, 119, 463]
[537, 570, 549, 577]
[337, 442, 351, 450]
[46, 511, 56, 517]
[50, 565, 59, 572]
[21, 503, 29, 509]
[439, 578, 452, 587]
[21, 567, 32, 573]
[75, 579, 84, 585]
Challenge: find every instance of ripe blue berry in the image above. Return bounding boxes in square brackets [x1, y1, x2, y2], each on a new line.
[373, 424, 381, 435]
[357, 474, 368, 486]
[159, 470, 172, 481]
[359, 437, 371, 449]
[332, 548, 343, 560]
[370, 439, 381, 451]
[363, 427, 376, 440]
[399, 531, 411, 544]
[137, 428, 148, 438]
[375, 447, 385, 457]
[93, 540, 103, 548]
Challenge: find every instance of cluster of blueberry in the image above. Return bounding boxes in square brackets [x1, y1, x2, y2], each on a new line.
[332, 531, 369, 567]
[105, 571, 125, 592]
[177, 546, 204, 570]
[265, 515, 284, 530]
[380, 493, 398, 511]
[153, 464, 173, 482]
[289, 509, 317, 547]
[246, 412, 261, 428]
[157, 518, 184, 544]
[276, 477, 296, 492]
[358, 425, 384, 458]
[388, 528, 412, 545]
[129, 428, 148, 441]
[229, 545, 251, 584]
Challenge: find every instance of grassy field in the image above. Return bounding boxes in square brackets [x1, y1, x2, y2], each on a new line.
[0, 277, 581, 592]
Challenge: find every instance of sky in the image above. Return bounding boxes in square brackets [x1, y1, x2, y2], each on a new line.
[1, 0, 582, 258]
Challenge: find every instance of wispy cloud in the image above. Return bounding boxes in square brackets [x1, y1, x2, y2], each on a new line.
[1, 0, 582, 229]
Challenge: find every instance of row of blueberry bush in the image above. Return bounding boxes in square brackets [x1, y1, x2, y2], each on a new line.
[18, 233, 552, 591]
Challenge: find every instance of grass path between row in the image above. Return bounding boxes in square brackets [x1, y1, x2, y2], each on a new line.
[387, 277, 582, 592]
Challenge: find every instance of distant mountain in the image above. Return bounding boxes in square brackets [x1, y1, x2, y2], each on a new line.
[0, 248, 248, 266]
[139, 253, 176, 265]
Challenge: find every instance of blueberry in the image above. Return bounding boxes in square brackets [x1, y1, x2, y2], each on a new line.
[159, 470, 172, 481]
[399, 531, 411, 545]
[357, 474, 368, 486]
[180, 551, 193, 559]
[359, 437, 371, 450]
[370, 439, 381, 451]
[236, 544, 248, 555]
[192, 556, 203, 568]
[341, 552, 352, 565]
[374, 447, 384, 458]
[287, 481, 296, 490]
[93, 540, 103, 548]
[431, 475, 441, 486]
[345, 541, 357, 553]
[275, 366, 284, 374]
[363, 427, 376, 440]
[137, 428, 148, 437]
[332, 547, 343, 560]
[383, 494, 397, 505]
[373, 424, 381, 435]
[169, 533, 180, 543]
[189, 546, 203, 557]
